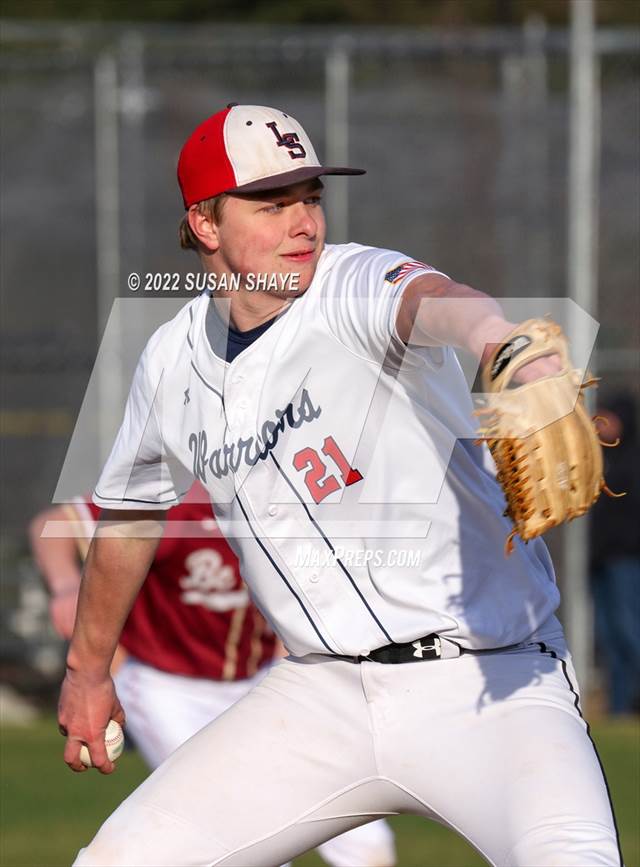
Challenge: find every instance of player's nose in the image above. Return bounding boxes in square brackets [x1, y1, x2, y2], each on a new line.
[288, 202, 317, 238]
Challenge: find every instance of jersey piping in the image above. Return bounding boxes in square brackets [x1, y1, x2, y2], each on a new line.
[92, 491, 190, 506]
[190, 359, 224, 402]
[234, 490, 337, 654]
[269, 453, 393, 644]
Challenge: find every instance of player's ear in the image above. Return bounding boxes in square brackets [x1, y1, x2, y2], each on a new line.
[187, 205, 220, 253]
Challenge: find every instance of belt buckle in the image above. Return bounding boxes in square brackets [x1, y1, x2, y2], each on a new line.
[411, 636, 442, 660]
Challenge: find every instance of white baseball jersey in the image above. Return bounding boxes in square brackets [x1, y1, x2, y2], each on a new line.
[94, 242, 559, 657]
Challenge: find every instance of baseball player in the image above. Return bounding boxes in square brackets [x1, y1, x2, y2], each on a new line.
[31, 485, 395, 866]
[59, 104, 622, 866]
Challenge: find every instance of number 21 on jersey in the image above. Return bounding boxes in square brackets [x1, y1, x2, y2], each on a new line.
[293, 436, 363, 504]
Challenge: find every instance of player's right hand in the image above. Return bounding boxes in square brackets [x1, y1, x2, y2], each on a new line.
[58, 669, 125, 775]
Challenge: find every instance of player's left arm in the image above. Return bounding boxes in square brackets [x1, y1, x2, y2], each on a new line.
[29, 505, 84, 640]
[396, 273, 559, 381]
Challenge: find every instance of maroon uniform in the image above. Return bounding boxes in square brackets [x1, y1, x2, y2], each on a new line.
[66, 484, 276, 680]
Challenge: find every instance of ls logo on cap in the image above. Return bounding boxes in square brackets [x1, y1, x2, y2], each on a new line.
[266, 121, 307, 160]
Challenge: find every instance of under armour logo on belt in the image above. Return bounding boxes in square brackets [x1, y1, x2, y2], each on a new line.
[265, 121, 307, 160]
[412, 637, 442, 659]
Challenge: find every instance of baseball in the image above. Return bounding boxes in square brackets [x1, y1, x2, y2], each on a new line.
[79, 720, 124, 767]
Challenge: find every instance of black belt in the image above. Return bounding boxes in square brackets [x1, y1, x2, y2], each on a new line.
[358, 633, 442, 665]
[335, 634, 521, 665]
[356, 634, 444, 664]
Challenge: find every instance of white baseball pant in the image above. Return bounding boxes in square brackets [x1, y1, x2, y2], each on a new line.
[75, 617, 622, 866]
[113, 657, 395, 867]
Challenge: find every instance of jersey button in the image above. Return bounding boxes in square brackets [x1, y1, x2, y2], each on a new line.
[268, 505, 278, 516]
[309, 572, 319, 583]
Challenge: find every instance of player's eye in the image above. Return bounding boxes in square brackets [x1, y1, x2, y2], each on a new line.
[305, 195, 322, 206]
[262, 202, 285, 214]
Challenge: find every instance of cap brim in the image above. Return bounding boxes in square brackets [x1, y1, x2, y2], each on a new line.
[227, 165, 365, 195]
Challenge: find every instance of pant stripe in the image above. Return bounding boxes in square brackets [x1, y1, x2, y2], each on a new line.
[536, 641, 624, 867]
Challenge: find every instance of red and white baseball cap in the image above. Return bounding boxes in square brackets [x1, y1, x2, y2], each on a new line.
[177, 103, 365, 208]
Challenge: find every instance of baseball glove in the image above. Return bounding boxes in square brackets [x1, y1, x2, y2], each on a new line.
[476, 318, 622, 555]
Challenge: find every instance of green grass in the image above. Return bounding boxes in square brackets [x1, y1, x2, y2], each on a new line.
[1, 717, 638, 866]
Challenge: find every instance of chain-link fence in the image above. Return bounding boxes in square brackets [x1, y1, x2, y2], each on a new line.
[1, 20, 638, 693]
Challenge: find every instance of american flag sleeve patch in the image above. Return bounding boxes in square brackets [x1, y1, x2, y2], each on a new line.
[384, 261, 437, 284]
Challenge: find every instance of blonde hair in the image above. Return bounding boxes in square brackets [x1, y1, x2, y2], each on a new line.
[179, 194, 228, 251]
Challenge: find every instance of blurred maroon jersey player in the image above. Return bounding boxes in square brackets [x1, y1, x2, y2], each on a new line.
[71, 485, 275, 681]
